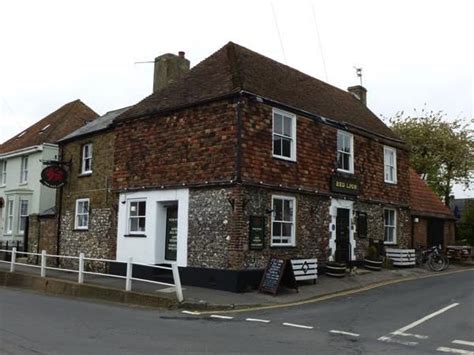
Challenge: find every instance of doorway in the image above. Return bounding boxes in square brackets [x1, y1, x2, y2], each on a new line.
[164, 205, 178, 261]
[335, 208, 351, 263]
[427, 218, 444, 247]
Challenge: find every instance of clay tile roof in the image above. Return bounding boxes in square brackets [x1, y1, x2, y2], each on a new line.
[0, 100, 98, 154]
[118, 42, 400, 141]
[409, 168, 455, 219]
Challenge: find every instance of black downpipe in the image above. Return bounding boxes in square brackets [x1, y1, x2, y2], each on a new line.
[235, 95, 243, 183]
[56, 146, 64, 266]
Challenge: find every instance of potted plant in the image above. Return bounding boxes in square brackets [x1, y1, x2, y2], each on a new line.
[325, 261, 347, 277]
[364, 244, 383, 271]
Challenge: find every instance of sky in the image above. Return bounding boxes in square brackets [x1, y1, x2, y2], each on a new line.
[0, 0, 473, 196]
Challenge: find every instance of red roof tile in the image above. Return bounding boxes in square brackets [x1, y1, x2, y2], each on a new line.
[0, 100, 98, 154]
[118, 42, 400, 142]
[409, 168, 454, 219]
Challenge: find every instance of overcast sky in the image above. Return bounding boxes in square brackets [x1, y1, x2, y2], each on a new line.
[0, 0, 472, 196]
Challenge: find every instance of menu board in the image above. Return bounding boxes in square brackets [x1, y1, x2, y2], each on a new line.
[249, 216, 265, 250]
[259, 257, 297, 295]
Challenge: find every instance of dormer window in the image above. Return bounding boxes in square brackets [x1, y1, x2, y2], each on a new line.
[40, 124, 51, 133]
[17, 131, 27, 138]
[337, 130, 354, 173]
[81, 143, 93, 174]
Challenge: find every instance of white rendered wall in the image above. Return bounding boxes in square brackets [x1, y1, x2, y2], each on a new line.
[117, 188, 189, 266]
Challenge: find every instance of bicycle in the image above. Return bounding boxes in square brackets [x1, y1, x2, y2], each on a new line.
[415, 244, 449, 271]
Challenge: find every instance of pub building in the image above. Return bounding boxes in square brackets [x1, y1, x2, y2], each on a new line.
[109, 42, 411, 291]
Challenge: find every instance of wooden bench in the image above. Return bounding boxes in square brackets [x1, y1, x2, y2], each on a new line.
[291, 258, 318, 283]
[446, 246, 472, 262]
[385, 248, 416, 266]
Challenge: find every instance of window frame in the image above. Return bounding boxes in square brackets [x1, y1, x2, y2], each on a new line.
[20, 156, 28, 184]
[18, 199, 29, 234]
[384, 146, 397, 184]
[272, 108, 297, 162]
[0, 160, 6, 186]
[127, 200, 147, 235]
[74, 198, 90, 230]
[337, 130, 354, 174]
[383, 208, 397, 244]
[81, 143, 93, 174]
[6, 199, 14, 234]
[271, 195, 296, 247]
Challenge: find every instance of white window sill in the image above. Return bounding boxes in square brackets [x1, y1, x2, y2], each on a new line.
[74, 227, 89, 231]
[384, 241, 397, 245]
[19, 182, 28, 186]
[270, 243, 296, 248]
[337, 168, 354, 174]
[79, 171, 93, 177]
[272, 154, 296, 163]
[384, 180, 397, 185]
[0, 184, 5, 188]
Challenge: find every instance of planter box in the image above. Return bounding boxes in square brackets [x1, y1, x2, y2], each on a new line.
[364, 258, 383, 271]
[325, 263, 346, 277]
[385, 248, 416, 267]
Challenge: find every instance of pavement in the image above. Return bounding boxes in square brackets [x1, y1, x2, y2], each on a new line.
[1, 258, 473, 311]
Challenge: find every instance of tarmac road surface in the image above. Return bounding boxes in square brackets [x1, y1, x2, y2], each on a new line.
[0, 269, 472, 354]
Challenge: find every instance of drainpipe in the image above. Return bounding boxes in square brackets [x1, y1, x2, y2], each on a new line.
[55, 146, 64, 266]
[235, 93, 243, 183]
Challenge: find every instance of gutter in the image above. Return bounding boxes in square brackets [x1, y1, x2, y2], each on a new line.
[0, 145, 45, 159]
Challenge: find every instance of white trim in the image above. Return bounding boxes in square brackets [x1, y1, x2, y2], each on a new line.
[0, 145, 44, 159]
[127, 199, 147, 234]
[271, 195, 296, 247]
[384, 146, 397, 184]
[5, 199, 14, 234]
[336, 130, 354, 174]
[81, 143, 93, 174]
[383, 208, 397, 244]
[272, 108, 297, 162]
[328, 198, 355, 261]
[74, 198, 90, 230]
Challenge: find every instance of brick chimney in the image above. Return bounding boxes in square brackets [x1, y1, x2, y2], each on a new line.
[153, 52, 190, 93]
[347, 85, 367, 106]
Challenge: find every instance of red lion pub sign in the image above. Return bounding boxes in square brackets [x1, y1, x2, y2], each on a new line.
[41, 165, 68, 188]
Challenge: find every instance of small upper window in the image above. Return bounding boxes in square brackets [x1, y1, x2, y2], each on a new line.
[75, 198, 90, 230]
[0, 160, 6, 185]
[40, 124, 51, 133]
[128, 200, 146, 234]
[337, 131, 354, 173]
[272, 109, 296, 161]
[81, 143, 93, 174]
[20, 156, 28, 183]
[384, 146, 397, 183]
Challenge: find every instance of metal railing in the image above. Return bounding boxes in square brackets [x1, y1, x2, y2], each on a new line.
[0, 248, 183, 302]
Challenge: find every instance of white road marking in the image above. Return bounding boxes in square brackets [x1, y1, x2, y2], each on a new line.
[282, 322, 314, 330]
[453, 340, 474, 347]
[181, 310, 201, 315]
[210, 315, 234, 320]
[330, 330, 360, 337]
[378, 336, 418, 346]
[437, 347, 474, 354]
[396, 332, 429, 339]
[392, 303, 459, 336]
[245, 318, 270, 323]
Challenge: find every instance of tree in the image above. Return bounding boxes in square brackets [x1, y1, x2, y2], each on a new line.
[388, 108, 474, 206]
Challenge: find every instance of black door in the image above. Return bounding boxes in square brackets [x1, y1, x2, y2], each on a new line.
[335, 208, 351, 263]
[164, 206, 178, 261]
[427, 218, 444, 247]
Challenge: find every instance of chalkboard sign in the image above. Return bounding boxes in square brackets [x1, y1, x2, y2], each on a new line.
[249, 216, 265, 250]
[259, 257, 298, 295]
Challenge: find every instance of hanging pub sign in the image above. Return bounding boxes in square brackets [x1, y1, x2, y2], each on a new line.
[249, 215, 265, 250]
[41, 165, 68, 188]
[330, 175, 360, 196]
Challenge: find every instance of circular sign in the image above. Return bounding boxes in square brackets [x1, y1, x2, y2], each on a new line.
[41, 165, 68, 188]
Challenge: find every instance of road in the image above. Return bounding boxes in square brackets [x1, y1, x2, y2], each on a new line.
[0, 270, 472, 354]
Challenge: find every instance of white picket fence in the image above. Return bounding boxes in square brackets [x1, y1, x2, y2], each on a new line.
[0, 248, 183, 302]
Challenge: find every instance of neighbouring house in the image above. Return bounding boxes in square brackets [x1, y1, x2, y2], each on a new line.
[108, 42, 412, 291]
[0, 100, 98, 250]
[409, 169, 456, 247]
[56, 107, 129, 262]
